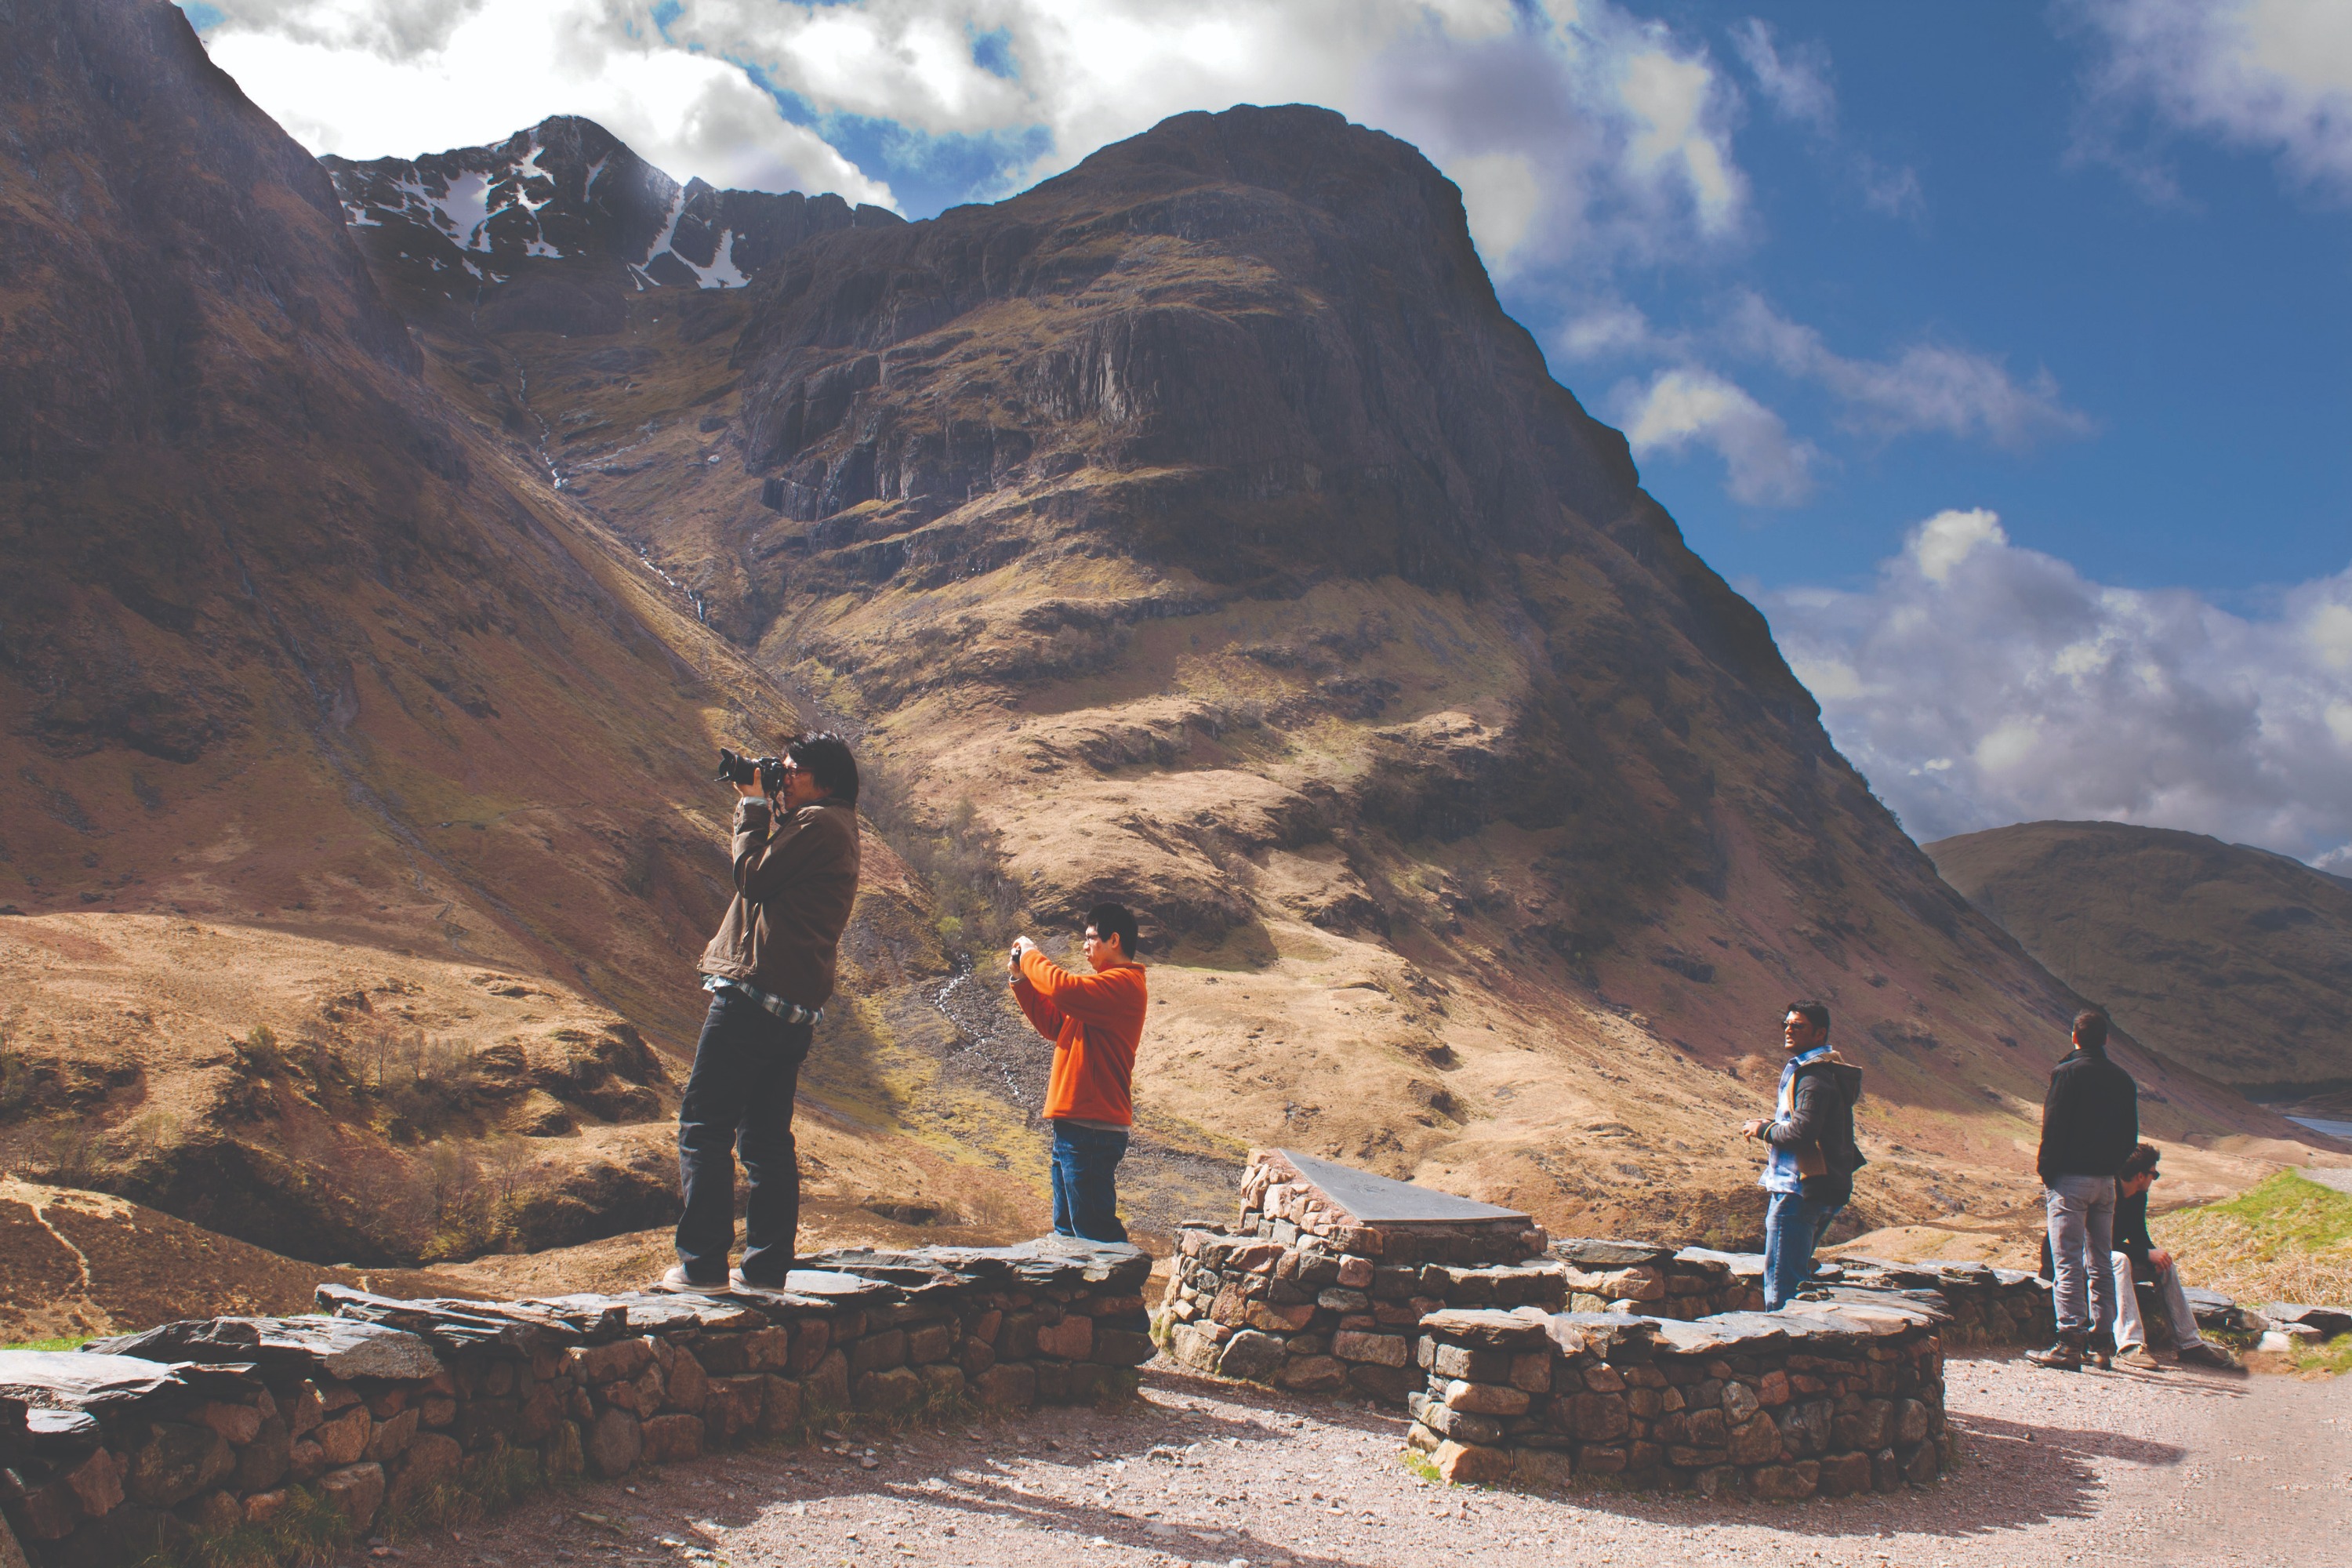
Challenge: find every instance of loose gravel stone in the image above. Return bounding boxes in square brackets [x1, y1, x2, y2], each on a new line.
[350, 1353, 2348, 1568]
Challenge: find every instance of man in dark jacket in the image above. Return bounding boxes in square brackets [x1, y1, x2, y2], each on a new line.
[2027, 1008, 2139, 1369]
[662, 732, 862, 1292]
[1742, 1000, 1865, 1309]
[2107, 1144, 2239, 1370]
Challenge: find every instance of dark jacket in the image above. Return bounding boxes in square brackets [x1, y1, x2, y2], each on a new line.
[1764, 1054, 1866, 1195]
[698, 796, 861, 1009]
[2036, 1048, 2139, 1182]
[2111, 1186, 2154, 1272]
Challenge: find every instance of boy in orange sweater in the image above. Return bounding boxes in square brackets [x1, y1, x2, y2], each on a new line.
[1009, 902, 1146, 1243]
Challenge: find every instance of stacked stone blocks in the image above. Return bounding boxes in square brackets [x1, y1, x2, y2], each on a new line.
[1408, 1304, 1951, 1499]
[0, 1240, 1152, 1568]
[1160, 1149, 1559, 1402]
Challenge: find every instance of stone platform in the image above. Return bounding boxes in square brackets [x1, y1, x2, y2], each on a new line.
[0, 1240, 1152, 1568]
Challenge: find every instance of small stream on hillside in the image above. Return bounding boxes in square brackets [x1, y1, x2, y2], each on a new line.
[930, 953, 1047, 1116]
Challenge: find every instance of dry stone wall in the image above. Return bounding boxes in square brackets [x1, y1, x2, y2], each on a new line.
[1159, 1225, 1566, 1401]
[1408, 1302, 1951, 1499]
[0, 1240, 1151, 1568]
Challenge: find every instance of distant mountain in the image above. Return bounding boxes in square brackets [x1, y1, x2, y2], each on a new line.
[1929, 821, 2352, 1109]
[354, 101, 2312, 1247]
[319, 115, 902, 332]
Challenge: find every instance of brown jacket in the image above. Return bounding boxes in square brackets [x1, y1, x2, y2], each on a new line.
[698, 796, 861, 1009]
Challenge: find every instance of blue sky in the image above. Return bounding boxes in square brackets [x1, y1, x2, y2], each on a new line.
[181, 1, 2352, 864]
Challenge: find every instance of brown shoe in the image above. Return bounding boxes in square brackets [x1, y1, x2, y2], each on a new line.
[2027, 1334, 2085, 1370]
[2115, 1345, 2162, 1370]
[2085, 1329, 2116, 1370]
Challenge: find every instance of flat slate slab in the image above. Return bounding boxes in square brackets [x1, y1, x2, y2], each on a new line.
[1674, 1247, 1763, 1278]
[85, 1317, 442, 1381]
[27, 1408, 102, 1456]
[1559, 1238, 1677, 1268]
[2265, 1302, 2352, 1338]
[0, 1350, 256, 1411]
[1272, 1149, 1526, 1225]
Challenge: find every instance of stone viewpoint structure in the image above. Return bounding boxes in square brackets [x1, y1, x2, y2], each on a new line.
[1156, 1150, 2078, 1490]
[3, 1152, 2295, 1563]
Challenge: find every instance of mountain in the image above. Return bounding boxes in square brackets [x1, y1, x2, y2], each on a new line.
[318, 117, 903, 336]
[1929, 821, 2352, 1112]
[2, 0, 2321, 1298]
[366, 103, 2321, 1246]
[0, 0, 971, 1268]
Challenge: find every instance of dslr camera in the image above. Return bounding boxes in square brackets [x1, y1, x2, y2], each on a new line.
[715, 747, 787, 796]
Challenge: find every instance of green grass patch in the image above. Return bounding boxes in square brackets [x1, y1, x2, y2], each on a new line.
[2156, 1170, 2352, 1312]
[4, 1335, 92, 1352]
[1399, 1447, 1442, 1483]
[2198, 1171, 2352, 1250]
[2280, 1332, 2352, 1377]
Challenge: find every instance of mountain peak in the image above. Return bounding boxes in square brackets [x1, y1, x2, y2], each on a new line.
[321, 116, 902, 296]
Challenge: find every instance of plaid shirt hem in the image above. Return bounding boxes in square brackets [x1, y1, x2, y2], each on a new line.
[702, 973, 823, 1026]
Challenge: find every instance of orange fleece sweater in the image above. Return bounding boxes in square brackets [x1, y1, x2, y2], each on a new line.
[1012, 949, 1145, 1126]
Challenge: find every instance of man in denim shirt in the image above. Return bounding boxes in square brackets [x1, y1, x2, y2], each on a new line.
[1743, 1001, 1864, 1310]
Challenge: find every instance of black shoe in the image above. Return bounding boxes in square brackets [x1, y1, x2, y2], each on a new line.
[2175, 1341, 2244, 1372]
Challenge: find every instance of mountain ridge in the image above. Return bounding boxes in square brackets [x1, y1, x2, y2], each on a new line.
[1929, 819, 2352, 1112]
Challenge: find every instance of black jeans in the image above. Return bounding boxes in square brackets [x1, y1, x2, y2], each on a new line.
[676, 988, 810, 1285]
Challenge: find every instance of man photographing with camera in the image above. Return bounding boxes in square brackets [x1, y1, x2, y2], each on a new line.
[1008, 902, 1146, 1245]
[662, 731, 861, 1292]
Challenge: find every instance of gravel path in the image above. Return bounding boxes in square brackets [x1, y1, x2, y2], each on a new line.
[376, 1353, 2349, 1568]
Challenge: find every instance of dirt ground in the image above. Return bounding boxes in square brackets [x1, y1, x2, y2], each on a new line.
[357, 1351, 2348, 1568]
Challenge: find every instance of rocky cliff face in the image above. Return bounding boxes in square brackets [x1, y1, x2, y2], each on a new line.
[0, 0, 965, 1267]
[1931, 821, 2352, 1112]
[414, 104, 2317, 1245]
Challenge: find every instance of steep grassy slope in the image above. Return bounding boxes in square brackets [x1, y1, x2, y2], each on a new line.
[376, 107, 2325, 1248]
[1929, 821, 2352, 1110]
[0, 0, 1015, 1268]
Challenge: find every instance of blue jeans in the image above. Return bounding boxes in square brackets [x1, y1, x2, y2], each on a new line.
[1762, 1188, 1845, 1309]
[676, 988, 811, 1285]
[1049, 1120, 1129, 1243]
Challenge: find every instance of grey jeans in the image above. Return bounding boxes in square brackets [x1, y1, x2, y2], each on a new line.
[2045, 1174, 2118, 1338]
[2111, 1252, 2209, 1352]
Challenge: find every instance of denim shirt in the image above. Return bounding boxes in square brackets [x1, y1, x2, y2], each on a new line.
[1759, 1046, 1831, 1193]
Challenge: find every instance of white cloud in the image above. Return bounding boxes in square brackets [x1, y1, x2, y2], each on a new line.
[1727, 16, 1834, 132]
[185, 1, 1754, 277]
[1618, 367, 1818, 506]
[1727, 292, 2095, 448]
[1557, 299, 1665, 360]
[1769, 508, 2352, 866]
[2069, 0, 2352, 198]
[193, 0, 896, 204]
